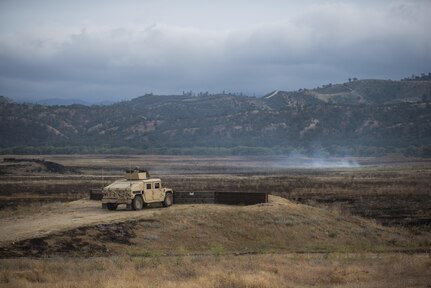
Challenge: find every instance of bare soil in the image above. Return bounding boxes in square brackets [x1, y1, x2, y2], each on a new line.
[0, 199, 161, 246]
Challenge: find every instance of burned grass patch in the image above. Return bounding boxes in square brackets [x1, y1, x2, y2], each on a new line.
[0, 220, 154, 258]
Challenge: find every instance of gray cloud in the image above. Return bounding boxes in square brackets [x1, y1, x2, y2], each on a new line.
[0, 0, 430, 101]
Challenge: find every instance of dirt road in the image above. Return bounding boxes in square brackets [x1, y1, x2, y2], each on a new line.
[0, 200, 167, 245]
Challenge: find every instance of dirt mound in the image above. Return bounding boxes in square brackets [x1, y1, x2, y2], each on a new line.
[268, 194, 295, 206]
[1, 158, 77, 174]
[1, 198, 429, 258]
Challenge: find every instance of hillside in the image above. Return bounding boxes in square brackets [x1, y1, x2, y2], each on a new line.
[1, 195, 429, 287]
[1, 79, 431, 155]
[264, 80, 431, 106]
[1, 195, 428, 257]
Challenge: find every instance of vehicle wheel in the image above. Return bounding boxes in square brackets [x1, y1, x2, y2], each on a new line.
[132, 195, 144, 210]
[163, 193, 173, 207]
[107, 203, 118, 211]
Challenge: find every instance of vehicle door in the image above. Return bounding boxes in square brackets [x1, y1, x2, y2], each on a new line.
[144, 182, 154, 201]
[153, 181, 163, 201]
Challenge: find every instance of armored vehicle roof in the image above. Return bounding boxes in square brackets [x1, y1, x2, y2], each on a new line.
[104, 178, 162, 191]
[124, 169, 150, 180]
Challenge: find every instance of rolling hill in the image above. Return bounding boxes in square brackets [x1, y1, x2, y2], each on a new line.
[264, 79, 431, 106]
[1, 79, 431, 156]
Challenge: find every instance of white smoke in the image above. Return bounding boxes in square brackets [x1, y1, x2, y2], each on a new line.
[274, 154, 360, 169]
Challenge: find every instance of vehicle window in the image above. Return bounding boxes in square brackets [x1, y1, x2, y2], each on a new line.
[146, 183, 151, 190]
[155, 183, 160, 189]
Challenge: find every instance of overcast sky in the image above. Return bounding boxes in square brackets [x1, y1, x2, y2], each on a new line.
[1, 0, 430, 102]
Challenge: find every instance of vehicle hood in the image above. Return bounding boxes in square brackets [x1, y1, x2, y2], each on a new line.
[103, 179, 143, 191]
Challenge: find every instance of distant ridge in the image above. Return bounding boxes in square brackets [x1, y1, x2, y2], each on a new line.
[0, 96, 14, 104]
[1, 77, 430, 156]
[35, 98, 115, 106]
[263, 79, 431, 106]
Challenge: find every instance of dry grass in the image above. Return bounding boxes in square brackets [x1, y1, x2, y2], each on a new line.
[3, 196, 429, 258]
[0, 155, 430, 286]
[114, 195, 429, 256]
[0, 201, 65, 218]
[0, 253, 430, 288]
[2, 155, 430, 227]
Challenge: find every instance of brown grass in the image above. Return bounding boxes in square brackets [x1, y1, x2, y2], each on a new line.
[2, 196, 429, 258]
[0, 200, 65, 218]
[0, 253, 430, 288]
[0, 155, 430, 286]
[2, 155, 430, 227]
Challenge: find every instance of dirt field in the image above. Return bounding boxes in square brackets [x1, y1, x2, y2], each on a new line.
[1, 154, 430, 227]
[0, 155, 430, 287]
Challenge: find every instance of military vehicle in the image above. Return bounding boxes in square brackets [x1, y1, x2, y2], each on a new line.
[102, 168, 173, 211]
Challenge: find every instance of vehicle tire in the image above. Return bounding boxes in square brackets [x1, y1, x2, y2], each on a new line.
[132, 195, 144, 210]
[163, 193, 173, 207]
[107, 203, 118, 211]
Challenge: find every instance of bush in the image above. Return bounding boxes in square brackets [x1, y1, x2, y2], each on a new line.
[210, 244, 224, 261]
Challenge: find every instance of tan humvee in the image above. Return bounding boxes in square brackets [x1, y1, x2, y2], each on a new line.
[102, 169, 174, 210]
